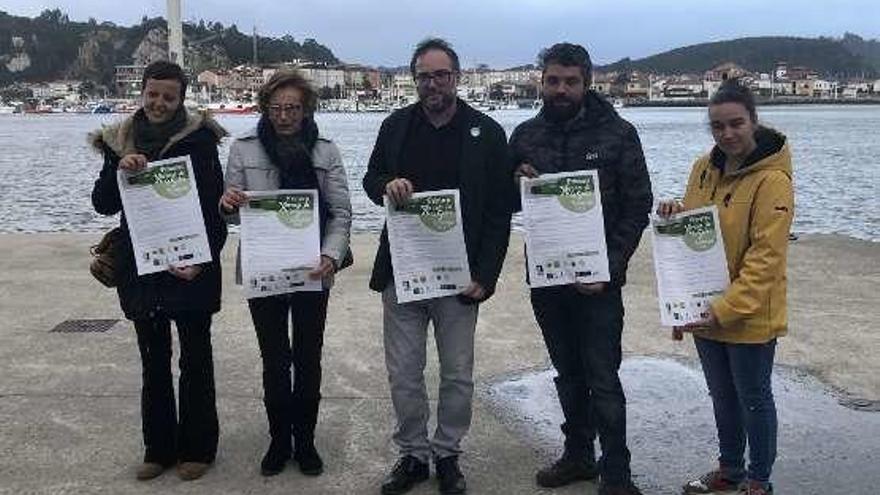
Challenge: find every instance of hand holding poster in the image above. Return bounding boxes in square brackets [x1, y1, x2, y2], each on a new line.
[385, 189, 471, 303]
[240, 190, 322, 298]
[521, 170, 610, 287]
[651, 205, 730, 326]
[117, 156, 212, 276]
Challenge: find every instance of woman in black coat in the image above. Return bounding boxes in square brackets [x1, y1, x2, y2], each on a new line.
[90, 61, 227, 482]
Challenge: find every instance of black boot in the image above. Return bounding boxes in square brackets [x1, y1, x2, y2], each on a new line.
[598, 479, 644, 495]
[261, 397, 292, 476]
[436, 456, 467, 494]
[293, 387, 323, 476]
[293, 440, 324, 476]
[535, 451, 599, 488]
[260, 440, 291, 476]
[381, 456, 429, 495]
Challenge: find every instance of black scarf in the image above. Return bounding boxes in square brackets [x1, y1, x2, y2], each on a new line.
[257, 115, 332, 236]
[132, 107, 188, 160]
[257, 115, 320, 190]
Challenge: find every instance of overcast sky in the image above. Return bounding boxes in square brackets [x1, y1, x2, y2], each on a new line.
[3, 0, 879, 67]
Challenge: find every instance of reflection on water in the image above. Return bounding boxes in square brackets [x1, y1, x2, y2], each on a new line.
[0, 105, 877, 241]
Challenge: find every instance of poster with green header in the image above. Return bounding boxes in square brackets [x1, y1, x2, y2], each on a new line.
[116, 156, 212, 276]
[651, 205, 730, 326]
[385, 189, 470, 303]
[521, 170, 610, 287]
[240, 190, 322, 298]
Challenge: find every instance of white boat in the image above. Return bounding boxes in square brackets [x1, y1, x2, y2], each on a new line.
[206, 101, 258, 114]
[612, 99, 625, 109]
[0, 105, 16, 114]
[473, 102, 496, 112]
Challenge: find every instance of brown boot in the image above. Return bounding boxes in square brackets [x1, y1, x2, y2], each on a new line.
[135, 462, 167, 481]
[177, 462, 211, 481]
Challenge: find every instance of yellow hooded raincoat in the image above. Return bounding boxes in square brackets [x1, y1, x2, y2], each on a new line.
[683, 127, 794, 344]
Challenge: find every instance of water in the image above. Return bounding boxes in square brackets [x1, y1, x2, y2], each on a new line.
[486, 357, 880, 494]
[0, 105, 877, 240]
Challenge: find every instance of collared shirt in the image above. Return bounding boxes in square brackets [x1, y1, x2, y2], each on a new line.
[398, 100, 464, 192]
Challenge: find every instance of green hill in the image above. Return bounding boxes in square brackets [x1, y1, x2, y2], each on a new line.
[0, 9, 339, 88]
[599, 35, 879, 77]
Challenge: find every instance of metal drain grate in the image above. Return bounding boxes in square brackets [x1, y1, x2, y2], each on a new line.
[51, 319, 120, 333]
[840, 398, 880, 412]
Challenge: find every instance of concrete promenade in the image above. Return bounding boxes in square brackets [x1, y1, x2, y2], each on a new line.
[0, 232, 877, 494]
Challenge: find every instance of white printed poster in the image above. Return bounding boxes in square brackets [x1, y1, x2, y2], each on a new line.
[651, 205, 730, 326]
[521, 170, 610, 287]
[240, 190, 322, 298]
[386, 189, 471, 303]
[117, 156, 212, 276]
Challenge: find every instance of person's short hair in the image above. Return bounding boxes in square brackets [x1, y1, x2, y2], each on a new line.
[409, 38, 461, 76]
[257, 69, 319, 116]
[539, 43, 593, 86]
[710, 79, 758, 123]
[141, 60, 188, 99]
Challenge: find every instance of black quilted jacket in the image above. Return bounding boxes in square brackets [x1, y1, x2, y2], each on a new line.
[509, 91, 653, 287]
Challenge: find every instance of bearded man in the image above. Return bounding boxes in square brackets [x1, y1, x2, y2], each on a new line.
[509, 42, 652, 495]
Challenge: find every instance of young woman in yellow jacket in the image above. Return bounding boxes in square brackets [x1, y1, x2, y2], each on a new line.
[658, 80, 794, 495]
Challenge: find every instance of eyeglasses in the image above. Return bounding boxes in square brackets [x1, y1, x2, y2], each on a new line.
[414, 70, 457, 86]
[267, 104, 303, 115]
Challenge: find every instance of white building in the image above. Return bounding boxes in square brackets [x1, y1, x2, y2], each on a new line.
[300, 67, 346, 94]
[390, 73, 416, 104]
[663, 76, 703, 98]
[812, 79, 837, 98]
[29, 81, 81, 100]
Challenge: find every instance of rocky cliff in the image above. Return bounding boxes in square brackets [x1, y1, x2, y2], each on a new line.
[0, 9, 339, 89]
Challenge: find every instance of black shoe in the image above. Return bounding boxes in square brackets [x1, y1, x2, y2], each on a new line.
[535, 453, 599, 488]
[293, 444, 324, 476]
[598, 479, 643, 495]
[260, 445, 290, 476]
[435, 456, 467, 494]
[381, 455, 430, 495]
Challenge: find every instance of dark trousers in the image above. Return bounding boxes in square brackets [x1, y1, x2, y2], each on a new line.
[530, 285, 631, 484]
[248, 291, 330, 454]
[695, 337, 778, 483]
[133, 312, 218, 465]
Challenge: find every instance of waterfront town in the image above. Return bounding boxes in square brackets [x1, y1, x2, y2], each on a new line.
[2, 58, 880, 114]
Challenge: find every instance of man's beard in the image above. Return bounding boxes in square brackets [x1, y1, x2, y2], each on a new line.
[421, 90, 455, 115]
[542, 95, 582, 122]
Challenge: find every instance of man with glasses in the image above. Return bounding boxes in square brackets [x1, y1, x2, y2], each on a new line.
[363, 38, 512, 495]
[510, 43, 651, 495]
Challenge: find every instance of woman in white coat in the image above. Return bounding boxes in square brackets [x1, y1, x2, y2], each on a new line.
[220, 70, 352, 477]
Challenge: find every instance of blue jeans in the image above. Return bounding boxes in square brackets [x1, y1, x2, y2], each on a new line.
[694, 337, 777, 483]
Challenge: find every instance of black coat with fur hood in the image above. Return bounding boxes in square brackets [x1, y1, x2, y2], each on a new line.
[90, 111, 228, 320]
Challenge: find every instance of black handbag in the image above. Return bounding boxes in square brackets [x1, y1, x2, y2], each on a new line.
[338, 247, 354, 271]
[89, 227, 122, 288]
